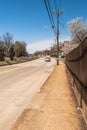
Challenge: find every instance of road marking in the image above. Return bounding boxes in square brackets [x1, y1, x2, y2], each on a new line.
[0, 59, 44, 74]
[0, 64, 34, 74]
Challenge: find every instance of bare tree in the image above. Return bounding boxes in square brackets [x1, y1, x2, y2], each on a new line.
[68, 17, 87, 43]
[2, 32, 13, 53]
[0, 40, 5, 61]
[14, 41, 28, 57]
[9, 44, 15, 60]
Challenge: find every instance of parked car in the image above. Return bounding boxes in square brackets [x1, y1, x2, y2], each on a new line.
[45, 56, 51, 62]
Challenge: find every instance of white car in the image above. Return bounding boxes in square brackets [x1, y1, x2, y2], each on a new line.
[45, 56, 51, 62]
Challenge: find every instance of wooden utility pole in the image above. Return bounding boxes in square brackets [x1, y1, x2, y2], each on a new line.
[53, 9, 63, 65]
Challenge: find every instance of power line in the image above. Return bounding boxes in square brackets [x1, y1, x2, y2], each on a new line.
[53, 0, 57, 10]
[53, 0, 62, 10]
[47, 0, 55, 24]
[57, 0, 63, 36]
[44, 0, 53, 27]
[60, 22, 69, 35]
[47, 0, 56, 35]
[53, 9, 63, 65]
[59, 0, 62, 9]
[44, 0, 56, 37]
[44, 0, 63, 65]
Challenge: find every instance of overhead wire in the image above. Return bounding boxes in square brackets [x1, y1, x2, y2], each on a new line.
[44, 0, 67, 41]
[58, 0, 70, 40]
[44, 0, 71, 50]
[53, 0, 58, 10]
[52, 0, 63, 43]
[43, 0, 53, 27]
[59, 0, 63, 43]
[43, 0, 56, 37]
[47, 0, 56, 35]
[59, 0, 62, 9]
[57, 0, 65, 43]
[47, 0, 55, 25]
[60, 22, 70, 36]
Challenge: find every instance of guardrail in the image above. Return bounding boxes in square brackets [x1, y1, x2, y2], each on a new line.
[66, 37, 87, 122]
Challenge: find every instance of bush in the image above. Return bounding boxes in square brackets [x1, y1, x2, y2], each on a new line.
[4, 57, 11, 64]
[14, 56, 20, 62]
[0, 50, 5, 61]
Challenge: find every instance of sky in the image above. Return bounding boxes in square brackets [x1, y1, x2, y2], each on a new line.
[0, 0, 87, 53]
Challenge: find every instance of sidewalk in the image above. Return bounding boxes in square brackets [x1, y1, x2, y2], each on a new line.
[11, 63, 87, 130]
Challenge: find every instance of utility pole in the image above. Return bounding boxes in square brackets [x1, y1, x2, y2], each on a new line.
[53, 9, 63, 65]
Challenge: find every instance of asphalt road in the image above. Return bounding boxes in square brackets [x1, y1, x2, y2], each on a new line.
[0, 57, 56, 130]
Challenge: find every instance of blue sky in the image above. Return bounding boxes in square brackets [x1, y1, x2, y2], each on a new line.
[0, 0, 87, 53]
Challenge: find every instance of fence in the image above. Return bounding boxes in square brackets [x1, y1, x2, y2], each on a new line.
[66, 37, 87, 121]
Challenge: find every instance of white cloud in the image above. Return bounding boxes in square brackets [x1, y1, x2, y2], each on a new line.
[27, 39, 54, 54]
[27, 37, 70, 54]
